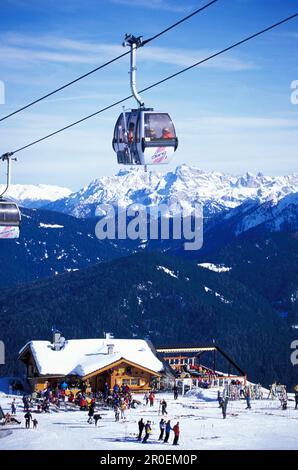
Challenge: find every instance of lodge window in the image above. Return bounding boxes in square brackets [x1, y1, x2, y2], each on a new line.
[122, 378, 140, 386]
[130, 379, 140, 386]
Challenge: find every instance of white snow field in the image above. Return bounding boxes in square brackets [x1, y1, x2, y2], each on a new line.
[0, 389, 298, 450]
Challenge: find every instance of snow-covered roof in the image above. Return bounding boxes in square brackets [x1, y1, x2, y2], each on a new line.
[20, 338, 164, 377]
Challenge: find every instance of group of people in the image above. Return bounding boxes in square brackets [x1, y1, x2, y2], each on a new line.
[4, 411, 37, 429]
[143, 391, 156, 407]
[267, 383, 298, 410]
[224, 381, 262, 402]
[24, 411, 38, 429]
[145, 127, 174, 140]
[87, 399, 102, 426]
[217, 383, 298, 418]
[23, 392, 54, 413]
[3, 398, 38, 429]
[105, 383, 141, 417]
[137, 418, 180, 445]
[217, 385, 253, 419]
[127, 122, 174, 143]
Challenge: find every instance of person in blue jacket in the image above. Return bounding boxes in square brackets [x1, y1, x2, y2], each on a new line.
[163, 420, 172, 443]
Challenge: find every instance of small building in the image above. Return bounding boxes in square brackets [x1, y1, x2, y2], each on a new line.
[19, 332, 164, 393]
[156, 345, 247, 387]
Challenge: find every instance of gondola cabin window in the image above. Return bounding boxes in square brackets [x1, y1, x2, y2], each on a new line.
[144, 113, 176, 140]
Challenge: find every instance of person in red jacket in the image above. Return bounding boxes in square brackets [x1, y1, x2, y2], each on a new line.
[161, 127, 174, 139]
[128, 123, 135, 143]
[172, 421, 180, 445]
[149, 391, 155, 407]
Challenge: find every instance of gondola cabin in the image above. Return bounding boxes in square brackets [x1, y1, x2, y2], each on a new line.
[112, 109, 178, 165]
[0, 200, 21, 239]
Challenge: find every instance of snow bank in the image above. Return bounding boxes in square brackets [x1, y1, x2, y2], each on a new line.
[0, 184, 72, 208]
[157, 266, 178, 278]
[204, 287, 232, 304]
[39, 223, 64, 229]
[185, 387, 219, 402]
[198, 263, 232, 273]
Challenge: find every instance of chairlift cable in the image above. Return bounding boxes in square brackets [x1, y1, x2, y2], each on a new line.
[0, 0, 218, 123]
[7, 12, 298, 156]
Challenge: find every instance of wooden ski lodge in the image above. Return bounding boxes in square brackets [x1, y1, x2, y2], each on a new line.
[19, 333, 164, 393]
[19, 332, 246, 393]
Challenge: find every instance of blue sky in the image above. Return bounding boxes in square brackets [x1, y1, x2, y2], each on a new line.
[0, 0, 297, 189]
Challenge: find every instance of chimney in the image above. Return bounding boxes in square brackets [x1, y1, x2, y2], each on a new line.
[53, 330, 61, 350]
[107, 344, 114, 355]
[105, 332, 114, 340]
[52, 330, 65, 351]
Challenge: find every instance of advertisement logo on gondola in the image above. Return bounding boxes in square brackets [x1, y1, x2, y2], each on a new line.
[0, 226, 19, 239]
[151, 147, 167, 164]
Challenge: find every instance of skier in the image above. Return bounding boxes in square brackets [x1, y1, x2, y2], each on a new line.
[245, 387, 251, 409]
[142, 420, 152, 443]
[295, 390, 298, 410]
[159, 418, 165, 440]
[137, 418, 145, 440]
[164, 420, 172, 443]
[103, 382, 109, 400]
[149, 391, 155, 407]
[222, 397, 229, 419]
[281, 395, 287, 410]
[143, 392, 149, 406]
[22, 395, 29, 412]
[120, 401, 126, 419]
[114, 406, 120, 422]
[11, 398, 17, 415]
[60, 380, 68, 391]
[87, 402, 95, 424]
[217, 390, 223, 408]
[268, 382, 276, 400]
[4, 413, 21, 425]
[160, 399, 168, 416]
[280, 389, 288, 410]
[220, 388, 229, 419]
[173, 385, 178, 400]
[93, 413, 102, 426]
[24, 410, 32, 429]
[172, 421, 180, 445]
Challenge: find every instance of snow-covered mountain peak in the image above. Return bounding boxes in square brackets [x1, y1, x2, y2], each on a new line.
[231, 192, 298, 235]
[45, 164, 298, 218]
[0, 184, 72, 209]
